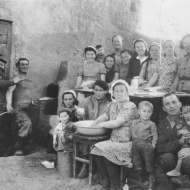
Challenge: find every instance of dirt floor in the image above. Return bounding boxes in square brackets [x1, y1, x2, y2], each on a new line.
[0, 148, 99, 190]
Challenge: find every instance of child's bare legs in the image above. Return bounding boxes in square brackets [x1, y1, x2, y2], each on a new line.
[166, 158, 182, 176]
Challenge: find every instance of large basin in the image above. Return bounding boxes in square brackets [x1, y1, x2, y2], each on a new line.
[74, 120, 108, 136]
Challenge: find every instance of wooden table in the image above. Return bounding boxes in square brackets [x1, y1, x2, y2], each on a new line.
[74, 89, 93, 98]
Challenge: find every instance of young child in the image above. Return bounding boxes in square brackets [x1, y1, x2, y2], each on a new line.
[167, 106, 190, 177]
[131, 101, 158, 190]
[119, 49, 132, 80]
[53, 108, 75, 152]
[95, 44, 105, 63]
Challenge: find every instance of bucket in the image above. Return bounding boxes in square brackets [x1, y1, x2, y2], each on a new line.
[57, 151, 73, 178]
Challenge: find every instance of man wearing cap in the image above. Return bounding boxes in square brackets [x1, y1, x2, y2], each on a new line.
[0, 58, 23, 156]
[156, 93, 190, 187]
[6, 58, 33, 156]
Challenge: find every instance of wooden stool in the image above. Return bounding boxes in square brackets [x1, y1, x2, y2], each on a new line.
[73, 133, 110, 186]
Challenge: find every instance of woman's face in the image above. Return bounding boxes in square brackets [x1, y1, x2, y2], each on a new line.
[149, 46, 160, 60]
[105, 57, 115, 68]
[85, 51, 96, 62]
[113, 84, 128, 102]
[135, 42, 146, 56]
[93, 85, 107, 100]
[183, 36, 190, 54]
[112, 36, 123, 50]
[62, 94, 75, 108]
[121, 52, 131, 64]
[163, 41, 175, 57]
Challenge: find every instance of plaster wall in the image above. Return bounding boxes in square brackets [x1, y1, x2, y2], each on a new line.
[0, 0, 141, 143]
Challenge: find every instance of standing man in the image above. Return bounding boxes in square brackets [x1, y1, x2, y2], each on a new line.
[0, 58, 22, 156]
[0, 59, 23, 156]
[156, 93, 190, 183]
[6, 58, 33, 156]
[110, 35, 124, 65]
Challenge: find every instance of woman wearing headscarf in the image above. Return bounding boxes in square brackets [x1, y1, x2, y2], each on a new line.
[47, 90, 79, 153]
[90, 80, 137, 190]
[75, 46, 106, 90]
[157, 40, 179, 91]
[126, 39, 149, 85]
[139, 43, 161, 87]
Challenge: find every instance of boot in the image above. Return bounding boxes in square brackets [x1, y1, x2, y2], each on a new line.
[95, 156, 110, 189]
[148, 172, 155, 190]
[77, 164, 88, 179]
[14, 137, 24, 156]
[104, 158, 120, 190]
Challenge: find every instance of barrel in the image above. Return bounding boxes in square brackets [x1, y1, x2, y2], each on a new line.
[57, 151, 73, 178]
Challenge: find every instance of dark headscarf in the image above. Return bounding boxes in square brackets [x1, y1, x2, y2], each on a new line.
[93, 80, 109, 91]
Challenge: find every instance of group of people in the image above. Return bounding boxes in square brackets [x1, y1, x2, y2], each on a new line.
[1, 32, 190, 190]
[54, 81, 190, 190]
[75, 34, 190, 95]
[0, 57, 33, 156]
[52, 33, 190, 190]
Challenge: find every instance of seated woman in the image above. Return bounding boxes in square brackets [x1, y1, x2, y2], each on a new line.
[90, 80, 138, 190]
[104, 55, 119, 86]
[59, 90, 79, 122]
[139, 43, 160, 87]
[157, 40, 179, 91]
[75, 80, 111, 179]
[126, 39, 149, 85]
[47, 90, 79, 153]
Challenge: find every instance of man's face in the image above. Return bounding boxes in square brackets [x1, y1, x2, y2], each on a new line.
[18, 60, 29, 74]
[112, 36, 123, 50]
[163, 94, 181, 116]
[97, 47, 104, 55]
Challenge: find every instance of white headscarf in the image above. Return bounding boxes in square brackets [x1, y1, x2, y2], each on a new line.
[63, 90, 77, 99]
[110, 79, 130, 102]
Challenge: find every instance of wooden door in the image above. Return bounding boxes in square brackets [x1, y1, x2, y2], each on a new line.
[0, 19, 12, 77]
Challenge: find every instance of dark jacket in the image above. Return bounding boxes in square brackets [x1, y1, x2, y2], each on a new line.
[126, 56, 149, 85]
[156, 117, 181, 156]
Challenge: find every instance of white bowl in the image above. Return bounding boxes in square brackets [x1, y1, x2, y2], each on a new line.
[74, 120, 108, 136]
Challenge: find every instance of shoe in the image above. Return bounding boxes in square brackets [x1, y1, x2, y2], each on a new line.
[167, 170, 181, 176]
[76, 164, 88, 179]
[14, 149, 24, 156]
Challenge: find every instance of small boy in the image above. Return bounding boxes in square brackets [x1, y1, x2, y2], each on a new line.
[167, 106, 190, 177]
[53, 108, 75, 152]
[131, 101, 158, 190]
[95, 45, 105, 63]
